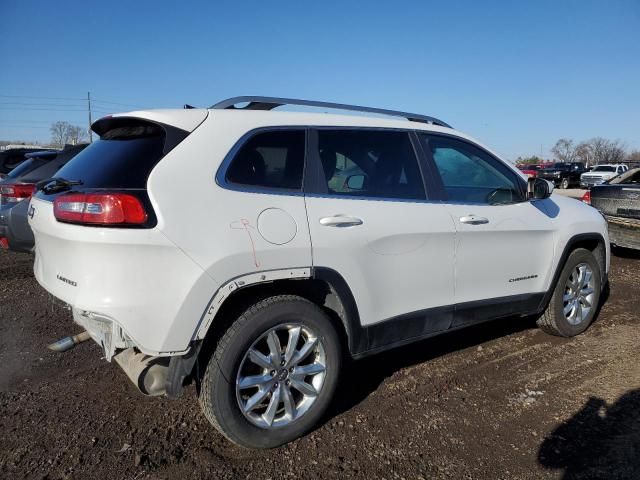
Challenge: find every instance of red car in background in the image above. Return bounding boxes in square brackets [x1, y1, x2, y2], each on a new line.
[517, 164, 547, 178]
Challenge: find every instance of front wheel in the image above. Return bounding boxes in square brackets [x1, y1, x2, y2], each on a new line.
[560, 177, 570, 189]
[537, 248, 602, 337]
[199, 295, 341, 449]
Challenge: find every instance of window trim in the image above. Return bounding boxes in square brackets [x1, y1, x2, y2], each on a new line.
[419, 132, 528, 205]
[305, 126, 431, 202]
[215, 126, 308, 196]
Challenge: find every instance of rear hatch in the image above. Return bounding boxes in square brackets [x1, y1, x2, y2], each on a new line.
[29, 110, 207, 306]
[28, 110, 211, 353]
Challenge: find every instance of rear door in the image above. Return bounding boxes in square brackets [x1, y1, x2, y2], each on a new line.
[304, 128, 455, 351]
[419, 133, 555, 326]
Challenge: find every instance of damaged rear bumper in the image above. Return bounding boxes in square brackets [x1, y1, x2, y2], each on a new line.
[71, 308, 198, 398]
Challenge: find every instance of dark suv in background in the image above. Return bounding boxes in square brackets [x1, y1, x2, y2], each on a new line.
[0, 147, 47, 176]
[0, 144, 87, 252]
[538, 162, 587, 189]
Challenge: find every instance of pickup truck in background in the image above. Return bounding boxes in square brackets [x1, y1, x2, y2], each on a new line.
[538, 162, 587, 189]
[580, 164, 628, 188]
[588, 167, 640, 251]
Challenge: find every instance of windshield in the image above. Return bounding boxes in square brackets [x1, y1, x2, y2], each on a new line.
[592, 166, 616, 172]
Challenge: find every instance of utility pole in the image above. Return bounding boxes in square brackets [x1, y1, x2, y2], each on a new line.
[87, 91, 93, 143]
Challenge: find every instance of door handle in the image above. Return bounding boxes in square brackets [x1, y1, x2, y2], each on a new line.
[459, 215, 489, 225]
[319, 215, 363, 227]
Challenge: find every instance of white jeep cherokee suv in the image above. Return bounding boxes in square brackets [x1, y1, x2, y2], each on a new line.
[28, 97, 610, 448]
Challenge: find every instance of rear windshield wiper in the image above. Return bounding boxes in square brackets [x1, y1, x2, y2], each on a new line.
[36, 177, 84, 194]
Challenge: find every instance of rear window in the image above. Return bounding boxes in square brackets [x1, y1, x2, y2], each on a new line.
[7, 157, 47, 179]
[19, 147, 87, 182]
[54, 125, 165, 189]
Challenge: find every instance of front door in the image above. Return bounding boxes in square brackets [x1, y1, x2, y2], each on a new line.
[304, 128, 456, 351]
[419, 133, 555, 326]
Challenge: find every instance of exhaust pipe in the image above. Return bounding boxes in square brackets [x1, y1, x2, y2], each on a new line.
[113, 348, 169, 396]
[47, 331, 91, 352]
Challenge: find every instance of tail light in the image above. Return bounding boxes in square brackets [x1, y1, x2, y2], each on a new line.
[53, 192, 147, 225]
[0, 183, 36, 205]
[581, 191, 591, 205]
[0, 237, 8, 249]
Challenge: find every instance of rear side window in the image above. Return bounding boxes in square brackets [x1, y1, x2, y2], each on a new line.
[53, 123, 166, 189]
[225, 130, 305, 190]
[315, 130, 425, 200]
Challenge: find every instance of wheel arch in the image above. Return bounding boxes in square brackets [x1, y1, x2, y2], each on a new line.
[166, 267, 365, 398]
[539, 232, 607, 313]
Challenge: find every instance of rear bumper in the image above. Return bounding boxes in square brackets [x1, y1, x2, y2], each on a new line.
[606, 215, 640, 250]
[29, 198, 219, 356]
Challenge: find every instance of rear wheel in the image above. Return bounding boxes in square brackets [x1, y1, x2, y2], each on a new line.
[537, 248, 601, 337]
[199, 295, 341, 449]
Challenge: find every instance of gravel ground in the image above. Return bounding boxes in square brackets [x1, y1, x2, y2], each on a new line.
[1, 248, 639, 480]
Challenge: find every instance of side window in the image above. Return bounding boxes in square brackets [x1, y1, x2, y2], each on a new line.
[316, 130, 425, 200]
[225, 130, 305, 190]
[421, 135, 524, 204]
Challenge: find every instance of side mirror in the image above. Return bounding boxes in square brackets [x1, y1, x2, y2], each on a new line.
[346, 174, 366, 190]
[527, 177, 553, 200]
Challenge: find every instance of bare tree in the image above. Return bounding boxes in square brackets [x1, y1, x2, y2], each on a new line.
[628, 150, 640, 162]
[587, 137, 627, 165]
[49, 121, 87, 147]
[574, 141, 595, 167]
[50, 121, 71, 148]
[67, 125, 88, 145]
[551, 138, 577, 163]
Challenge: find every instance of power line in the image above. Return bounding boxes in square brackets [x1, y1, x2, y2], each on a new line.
[0, 94, 85, 101]
[0, 107, 89, 112]
[0, 125, 50, 129]
[0, 119, 53, 124]
[92, 98, 144, 108]
[0, 102, 86, 107]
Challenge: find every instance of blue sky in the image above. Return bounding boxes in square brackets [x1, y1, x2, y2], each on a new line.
[1, 0, 638, 159]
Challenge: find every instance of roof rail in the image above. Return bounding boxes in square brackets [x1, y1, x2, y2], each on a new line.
[210, 96, 452, 128]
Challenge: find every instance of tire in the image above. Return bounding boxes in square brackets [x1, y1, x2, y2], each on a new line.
[199, 295, 341, 449]
[560, 177, 570, 189]
[537, 248, 601, 337]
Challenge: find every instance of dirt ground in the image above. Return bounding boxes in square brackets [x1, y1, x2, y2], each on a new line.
[1, 248, 639, 480]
